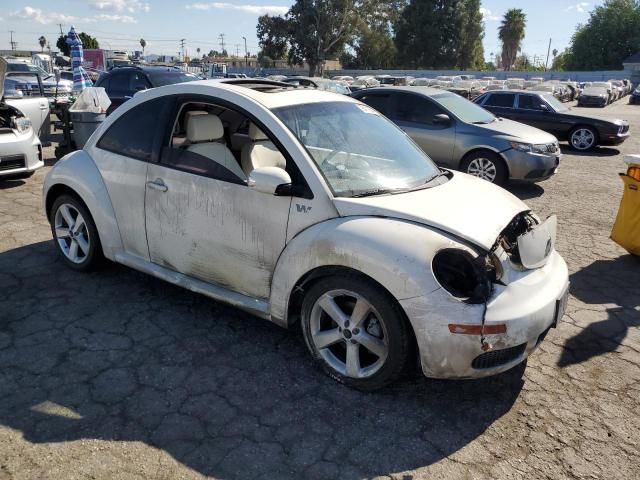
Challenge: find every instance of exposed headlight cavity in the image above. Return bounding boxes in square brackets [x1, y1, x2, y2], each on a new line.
[432, 248, 496, 304]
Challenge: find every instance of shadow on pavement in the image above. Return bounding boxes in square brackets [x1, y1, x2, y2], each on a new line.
[559, 145, 620, 157]
[559, 255, 640, 367]
[507, 182, 545, 200]
[0, 179, 27, 190]
[0, 241, 524, 479]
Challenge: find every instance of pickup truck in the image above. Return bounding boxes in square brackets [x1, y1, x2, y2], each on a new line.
[1, 58, 46, 179]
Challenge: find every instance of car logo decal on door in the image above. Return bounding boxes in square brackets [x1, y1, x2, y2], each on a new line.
[296, 204, 312, 213]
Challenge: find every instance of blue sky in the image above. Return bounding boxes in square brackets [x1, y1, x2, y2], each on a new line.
[2, 0, 599, 64]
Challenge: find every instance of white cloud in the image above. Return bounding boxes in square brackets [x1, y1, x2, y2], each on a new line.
[186, 2, 289, 16]
[87, 0, 150, 14]
[480, 7, 500, 21]
[9, 6, 137, 24]
[565, 2, 590, 13]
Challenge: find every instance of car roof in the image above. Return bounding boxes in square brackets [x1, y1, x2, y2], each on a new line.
[136, 79, 357, 110]
[352, 86, 456, 97]
[107, 65, 191, 74]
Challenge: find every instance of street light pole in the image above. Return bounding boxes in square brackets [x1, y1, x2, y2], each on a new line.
[242, 36, 248, 69]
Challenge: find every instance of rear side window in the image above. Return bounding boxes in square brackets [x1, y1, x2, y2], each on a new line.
[518, 94, 544, 110]
[108, 72, 130, 92]
[357, 93, 391, 116]
[483, 93, 515, 108]
[97, 97, 170, 161]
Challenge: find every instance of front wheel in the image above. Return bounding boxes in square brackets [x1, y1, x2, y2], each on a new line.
[460, 151, 507, 185]
[570, 126, 598, 151]
[50, 195, 103, 271]
[301, 276, 412, 391]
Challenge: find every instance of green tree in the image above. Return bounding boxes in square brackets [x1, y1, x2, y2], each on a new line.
[393, 0, 484, 69]
[564, 0, 640, 70]
[498, 8, 526, 71]
[257, 14, 290, 61]
[57, 32, 99, 56]
[286, 0, 358, 76]
[552, 48, 572, 71]
[140, 38, 146, 55]
[38, 35, 47, 52]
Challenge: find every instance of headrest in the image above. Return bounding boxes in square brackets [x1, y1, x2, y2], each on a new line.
[249, 122, 268, 141]
[187, 114, 224, 143]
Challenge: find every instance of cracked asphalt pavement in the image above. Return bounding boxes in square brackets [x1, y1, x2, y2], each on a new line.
[1, 100, 639, 479]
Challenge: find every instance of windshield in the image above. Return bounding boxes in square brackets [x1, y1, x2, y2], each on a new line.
[433, 93, 495, 124]
[8, 63, 49, 77]
[273, 101, 441, 197]
[542, 94, 568, 112]
[147, 71, 200, 86]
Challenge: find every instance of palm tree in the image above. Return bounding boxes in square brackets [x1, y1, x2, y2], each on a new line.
[38, 35, 47, 52]
[498, 9, 526, 71]
[140, 38, 146, 56]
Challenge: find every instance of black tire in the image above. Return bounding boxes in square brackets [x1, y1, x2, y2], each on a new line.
[50, 194, 103, 272]
[301, 275, 412, 391]
[569, 125, 598, 151]
[460, 151, 507, 185]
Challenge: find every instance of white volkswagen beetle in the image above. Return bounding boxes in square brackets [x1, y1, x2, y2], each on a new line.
[43, 80, 569, 390]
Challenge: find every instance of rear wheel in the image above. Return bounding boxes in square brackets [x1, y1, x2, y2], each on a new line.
[570, 126, 597, 151]
[301, 276, 411, 391]
[50, 195, 103, 271]
[460, 151, 507, 185]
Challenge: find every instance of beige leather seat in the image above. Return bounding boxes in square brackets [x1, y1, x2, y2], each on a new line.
[186, 114, 246, 180]
[241, 123, 286, 177]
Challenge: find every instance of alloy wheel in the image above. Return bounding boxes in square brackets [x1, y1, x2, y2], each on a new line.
[571, 128, 595, 150]
[54, 203, 91, 264]
[467, 157, 497, 182]
[309, 289, 389, 379]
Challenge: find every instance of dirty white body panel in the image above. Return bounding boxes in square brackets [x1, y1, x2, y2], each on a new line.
[43, 81, 570, 380]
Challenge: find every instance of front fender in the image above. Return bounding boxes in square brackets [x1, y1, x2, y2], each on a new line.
[43, 150, 123, 259]
[269, 216, 468, 327]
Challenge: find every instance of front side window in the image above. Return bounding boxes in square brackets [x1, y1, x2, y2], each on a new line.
[273, 101, 441, 197]
[483, 93, 515, 108]
[97, 97, 169, 161]
[434, 92, 495, 124]
[108, 73, 129, 93]
[393, 93, 444, 125]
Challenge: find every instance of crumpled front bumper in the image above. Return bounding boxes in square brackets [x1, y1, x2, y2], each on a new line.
[401, 250, 569, 379]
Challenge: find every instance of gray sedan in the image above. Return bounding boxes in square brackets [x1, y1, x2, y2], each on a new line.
[352, 86, 561, 184]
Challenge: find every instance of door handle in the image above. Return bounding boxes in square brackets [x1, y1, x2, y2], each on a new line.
[146, 179, 168, 192]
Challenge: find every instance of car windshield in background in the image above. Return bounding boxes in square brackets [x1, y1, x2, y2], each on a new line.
[146, 71, 200, 86]
[8, 63, 50, 78]
[273, 101, 441, 197]
[542, 94, 569, 112]
[433, 93, 495, 124]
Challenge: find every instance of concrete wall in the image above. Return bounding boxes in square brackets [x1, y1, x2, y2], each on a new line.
[323, 69, 631, 82]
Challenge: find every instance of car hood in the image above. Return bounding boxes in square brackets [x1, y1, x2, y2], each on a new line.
[333, 172, 529, 250]
[473, 117, 556, 144]
[0, 57, 6, 99]
[560, 109, 626, 126]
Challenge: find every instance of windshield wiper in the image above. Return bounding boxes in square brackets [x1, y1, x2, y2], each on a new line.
[350, 188, 396, 198]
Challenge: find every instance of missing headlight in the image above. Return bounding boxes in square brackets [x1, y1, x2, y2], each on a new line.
[432, 249, 494, 304]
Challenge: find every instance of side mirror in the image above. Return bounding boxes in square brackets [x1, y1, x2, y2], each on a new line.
[539, 104, 550, 111]
[433, 113, 451, 126]
[54, 68, 61, 84]
[248, 167, 293, 195]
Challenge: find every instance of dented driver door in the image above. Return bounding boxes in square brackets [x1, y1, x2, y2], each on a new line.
[144, 162, 292, 300]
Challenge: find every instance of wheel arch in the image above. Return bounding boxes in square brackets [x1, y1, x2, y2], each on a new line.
[459, 147, 511, 178]
[43, 150, 123, 259]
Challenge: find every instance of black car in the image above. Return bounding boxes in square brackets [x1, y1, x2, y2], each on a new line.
[474, 90, 630, 151]
[95, 66, 200, 114]
[630, 86, 640, 105]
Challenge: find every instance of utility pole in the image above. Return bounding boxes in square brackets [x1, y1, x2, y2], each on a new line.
[179, 38, 186, 61]
[544, 38, 552, 71]
[242, 36, 248, 68]
[218, 33, 226, 55]
[9, 31, 17, 51]
[234, 44, 240, 58]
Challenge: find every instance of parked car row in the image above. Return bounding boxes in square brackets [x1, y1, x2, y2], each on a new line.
[43, 78, 571, 390]
[577, 79, 634, 107]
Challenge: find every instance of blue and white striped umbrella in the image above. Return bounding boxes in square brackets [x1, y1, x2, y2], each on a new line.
[66, 26, 93, 92]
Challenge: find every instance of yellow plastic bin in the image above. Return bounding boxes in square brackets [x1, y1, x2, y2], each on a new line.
[611, 155, 640, 256]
